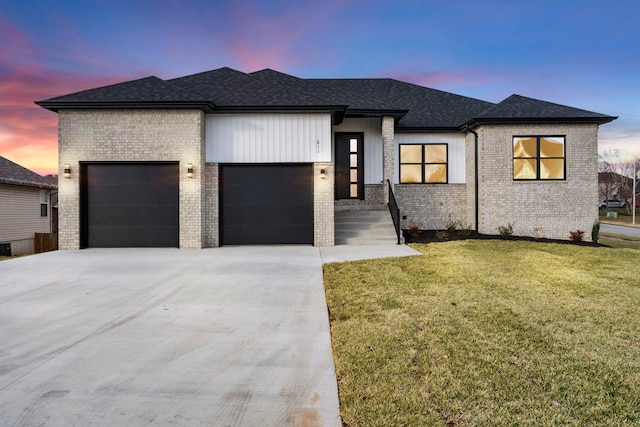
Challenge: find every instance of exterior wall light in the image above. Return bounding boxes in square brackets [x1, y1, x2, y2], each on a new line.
[320, 168, 327, 179]
[63, 164, 71, 178]
[187, 163, 194, 178]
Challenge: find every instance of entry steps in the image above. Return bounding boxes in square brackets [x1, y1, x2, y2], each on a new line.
[334, 209, 402, 245]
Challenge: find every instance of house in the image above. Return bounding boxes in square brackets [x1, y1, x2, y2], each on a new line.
[0, 156, 57, 255]
[35, 67, 616, 248]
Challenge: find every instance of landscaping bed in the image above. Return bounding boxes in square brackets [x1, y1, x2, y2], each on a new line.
[403, 229, 601, 247]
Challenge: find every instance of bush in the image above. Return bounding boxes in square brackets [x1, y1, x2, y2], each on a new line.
[591, 221, 600, 243]
[569, 229, 585, 242]
[407, 223, 421, 239]
[497, 223, 514, 237]
[446, 220, 461, 233]
[459, 226, 473, 236]
[435, 230, 449, 240]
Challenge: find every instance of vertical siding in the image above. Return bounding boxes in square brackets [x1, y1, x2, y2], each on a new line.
[0, 184, 51, 241]
[206, 114, 332, 163]
[395, 133, 466, 184]
[332, 118, 383, 184]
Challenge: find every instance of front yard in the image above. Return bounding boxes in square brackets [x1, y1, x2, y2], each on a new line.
[324, 240, 640, 426]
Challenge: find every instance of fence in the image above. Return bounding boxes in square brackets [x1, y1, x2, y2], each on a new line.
[35, 233, 58, 253]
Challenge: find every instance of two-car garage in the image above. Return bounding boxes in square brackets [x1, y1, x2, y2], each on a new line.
[80, 163, 314, 248]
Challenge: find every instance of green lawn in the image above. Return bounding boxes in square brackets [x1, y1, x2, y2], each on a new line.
[599, 207, 640, 227]
[324, 240, 640, 426]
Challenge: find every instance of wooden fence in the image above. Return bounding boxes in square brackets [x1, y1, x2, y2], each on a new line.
[35, 233, 58, 253]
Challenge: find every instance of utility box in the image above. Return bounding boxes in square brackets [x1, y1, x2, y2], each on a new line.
[606, 212, 618, 218]
[0, 242, 11, 257]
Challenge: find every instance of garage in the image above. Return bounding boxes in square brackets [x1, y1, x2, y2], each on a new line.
[220, 164, 313, 245]
[80, 163, 179, 248]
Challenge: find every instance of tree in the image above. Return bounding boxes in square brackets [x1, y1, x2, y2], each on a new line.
[598, 150, 640, 215]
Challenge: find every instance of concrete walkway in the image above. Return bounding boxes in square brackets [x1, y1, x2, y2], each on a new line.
[0, 245, 420, 426]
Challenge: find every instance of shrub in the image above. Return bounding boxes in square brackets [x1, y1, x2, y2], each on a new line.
[459, 226, 473, 237]
[446, 220, 461, 233]
[591, 221, 600, 243]
[569, 229, 585, 242]
[435, 230, 449, 240]
[407, 223, 421, 239]
[497, 223, 514, 237]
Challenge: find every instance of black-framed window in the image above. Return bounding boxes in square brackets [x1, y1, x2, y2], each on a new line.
[399, 144, 448, 183]
[513, 136, 565, 180]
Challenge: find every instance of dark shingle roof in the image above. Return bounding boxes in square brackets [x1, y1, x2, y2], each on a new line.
[36, 68, 616, 129]
[311, 78, 495, 129]
[469, 94, 616, 126]
[36, 76, 215, 112]
[0, 156, 57, 189]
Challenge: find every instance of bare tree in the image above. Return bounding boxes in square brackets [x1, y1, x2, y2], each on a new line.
[599, 150, 640, 214]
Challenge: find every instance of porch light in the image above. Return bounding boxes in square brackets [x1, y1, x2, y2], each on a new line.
[187, 163, 194, 178]
[320, 168, 327, 179]
[63, 164, 71, 178]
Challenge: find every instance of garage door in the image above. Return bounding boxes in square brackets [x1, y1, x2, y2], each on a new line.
[81, 163, 179, 248]
[220, 164, 313, 245]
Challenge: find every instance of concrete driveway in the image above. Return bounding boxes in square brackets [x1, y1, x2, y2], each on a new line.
[0, 247, 346, 426]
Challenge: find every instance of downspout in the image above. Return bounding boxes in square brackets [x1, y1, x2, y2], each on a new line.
[465, 127, 479, 232]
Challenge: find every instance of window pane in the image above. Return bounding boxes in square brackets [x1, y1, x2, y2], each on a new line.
[425, 164, 447, 183]
[514, 158, 537, 179]
[400, 165, 422, 183]
[350, 154, 357, 167]
[513, 137, 537, 158]
[400, 145, 422, 163]
[425, 145, 446, 163]
[540, 137, 564, 158]
[350, 169, 358, 182]
[350, 138, 358, 152]
[350, 184, 358, 197]
[540, 158, 564, 179]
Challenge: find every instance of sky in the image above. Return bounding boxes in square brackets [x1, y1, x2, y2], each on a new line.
[1, 0, 639, 175]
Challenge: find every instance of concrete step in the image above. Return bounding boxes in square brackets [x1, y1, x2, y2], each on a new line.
[334, 209, 402, 245]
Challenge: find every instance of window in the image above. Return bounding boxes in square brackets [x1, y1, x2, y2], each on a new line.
[513, 136, 565, 180]
[400, 144, 447, 183]
[39, 190, 48, 217]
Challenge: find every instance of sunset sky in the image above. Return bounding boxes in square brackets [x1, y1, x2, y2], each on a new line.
[1, 0, 639, 175]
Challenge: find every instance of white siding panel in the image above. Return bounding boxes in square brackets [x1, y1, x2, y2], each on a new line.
[332, 118, 383, 184]
[395, 133, 466, 184]
[207, 114, 332, 163]
[0, 184, 51, 241]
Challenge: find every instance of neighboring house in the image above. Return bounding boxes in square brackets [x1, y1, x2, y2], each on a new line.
[0, 156, 57, 255]
[36, 67, 616, 249]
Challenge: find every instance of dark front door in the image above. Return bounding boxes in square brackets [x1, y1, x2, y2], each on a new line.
[81, 162, 179, 248]
[335, 133, 364, 199]
[220, 164, 313, 245]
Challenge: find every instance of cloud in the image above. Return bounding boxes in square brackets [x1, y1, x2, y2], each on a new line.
[0, 15, 139, 175]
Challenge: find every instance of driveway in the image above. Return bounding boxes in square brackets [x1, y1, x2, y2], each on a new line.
[0, 247, 351, 426]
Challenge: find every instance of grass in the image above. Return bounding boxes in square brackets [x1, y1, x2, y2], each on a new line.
[599, 232, 640, 250]
[324, 240, 640, 426]
[599, 208, 640, 227]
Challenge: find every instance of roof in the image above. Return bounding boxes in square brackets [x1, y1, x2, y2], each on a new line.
[36, 67, 617, 130]
[0, 156, 57, 189]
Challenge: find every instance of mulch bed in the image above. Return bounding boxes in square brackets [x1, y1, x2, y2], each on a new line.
[403, 229, 602, 247]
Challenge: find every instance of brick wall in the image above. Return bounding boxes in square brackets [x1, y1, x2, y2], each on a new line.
[203, 163, 219, 247]
[58, 109, 205, 250]
[395, 184, 468, 230]
[476, 123, 599, 240]
[314, 163, 334, 246]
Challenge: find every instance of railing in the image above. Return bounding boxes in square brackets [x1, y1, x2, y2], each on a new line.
[387, 180, 401, 244]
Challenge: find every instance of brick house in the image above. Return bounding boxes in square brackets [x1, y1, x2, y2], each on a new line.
[36, 68, 616, 248]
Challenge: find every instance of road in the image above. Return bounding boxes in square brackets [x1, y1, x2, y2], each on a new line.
[601, 223, 640, 238]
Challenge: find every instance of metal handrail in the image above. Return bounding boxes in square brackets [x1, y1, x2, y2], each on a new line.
[387, 179, 401, 244]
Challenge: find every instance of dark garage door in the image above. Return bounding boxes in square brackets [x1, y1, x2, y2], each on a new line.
[221, 164, 313, 245]
[81, 163, 179, 248]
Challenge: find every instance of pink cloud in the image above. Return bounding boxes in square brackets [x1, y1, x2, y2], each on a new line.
[0, 16, 140, 175]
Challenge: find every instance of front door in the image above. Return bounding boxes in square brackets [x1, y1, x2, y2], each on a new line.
[335, 133, 364, 199]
